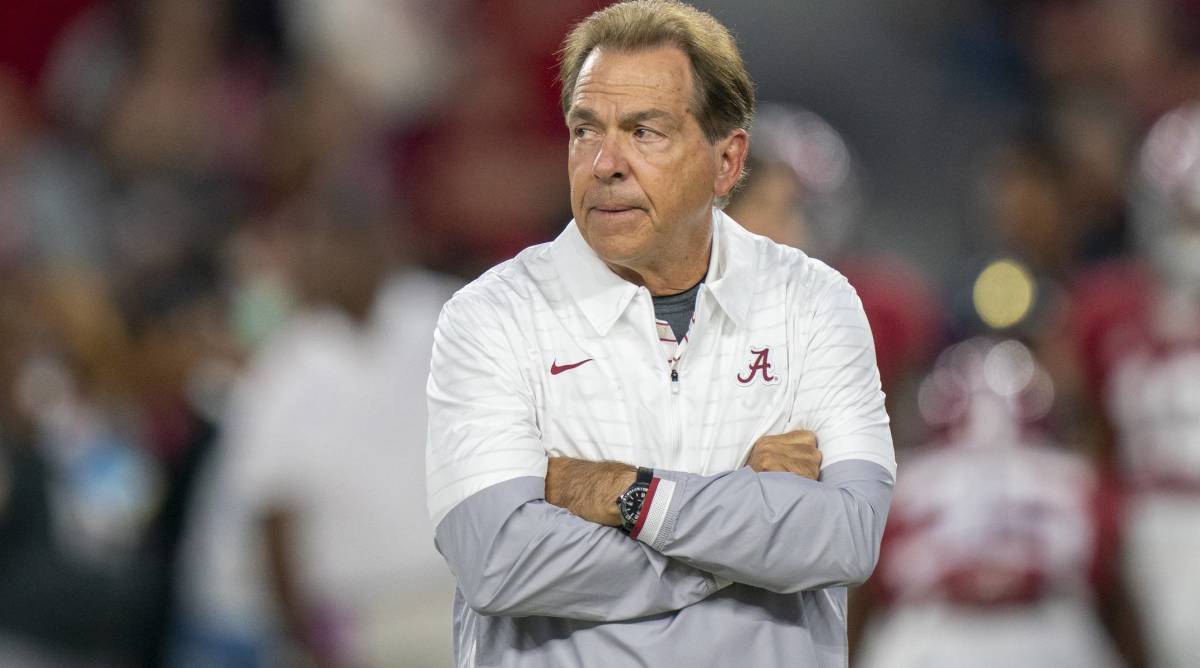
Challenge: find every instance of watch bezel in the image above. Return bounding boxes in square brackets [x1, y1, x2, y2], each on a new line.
[617, 467, 654, 533]
[618, 482, 649, 529]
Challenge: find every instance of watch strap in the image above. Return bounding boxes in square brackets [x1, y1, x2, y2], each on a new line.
[634, 466, 653, 487]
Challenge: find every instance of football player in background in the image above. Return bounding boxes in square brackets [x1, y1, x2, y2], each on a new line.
[1069, 101, 1200, 667]
[851, 338, 1145, 668]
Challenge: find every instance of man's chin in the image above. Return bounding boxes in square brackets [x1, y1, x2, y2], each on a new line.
[584, 233, 651, 271]
[579, 209, 647, 246]
[587, 207, 645, 226]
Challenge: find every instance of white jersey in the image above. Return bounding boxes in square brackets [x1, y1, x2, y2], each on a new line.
[426, 209, 895, 527]
[1108, 341, 1200, 491]
[857, 439, 1122, 668]
[1106, 316, 1200, 667]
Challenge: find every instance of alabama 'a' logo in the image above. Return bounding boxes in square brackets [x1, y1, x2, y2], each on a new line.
[737, 347, 780, 386]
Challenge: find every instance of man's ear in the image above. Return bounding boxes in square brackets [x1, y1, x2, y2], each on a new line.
[714, 128, 749, 199]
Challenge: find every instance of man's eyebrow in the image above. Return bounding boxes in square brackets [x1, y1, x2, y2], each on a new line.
[566, 107, 601, 125]
[566, 107, 678, 126]
[621, 109, 676, 127]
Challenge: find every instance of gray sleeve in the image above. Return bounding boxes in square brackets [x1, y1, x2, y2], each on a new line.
[642, 459, 893, 594]
[434, 476, 727, 621]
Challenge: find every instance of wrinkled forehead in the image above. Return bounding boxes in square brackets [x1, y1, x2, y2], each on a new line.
[570, 46, 697, 114]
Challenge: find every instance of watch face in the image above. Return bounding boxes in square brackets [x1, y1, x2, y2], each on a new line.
[619, 483, 649, 527]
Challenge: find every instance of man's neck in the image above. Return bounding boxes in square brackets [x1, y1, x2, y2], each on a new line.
[603, 213, 713, 296]
[609, 240, 711, 296]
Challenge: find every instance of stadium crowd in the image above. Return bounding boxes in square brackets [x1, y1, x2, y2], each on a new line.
[0, 0, 1196, 666]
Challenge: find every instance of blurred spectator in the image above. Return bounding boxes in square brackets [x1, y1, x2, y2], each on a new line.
[1019, 0, 1200, 125]
[0, 269, 160, 666]
[949, 135, 1074, 346]
[1044, 92, 1134, 263]
[974, 137, 1077, 280]
[0, 66, 109, 268]
[116, 249, 240, 666]
[170, 56, 462, 660]
[173, 208, 459, 667]
[281, 0, 450, 123]
[950, 135, 1088, 445]
[399, 0, 605, 277]
[101, 0, 258, 178]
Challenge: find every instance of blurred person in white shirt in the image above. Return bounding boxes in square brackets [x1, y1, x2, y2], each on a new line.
[175, 206, 458, 667]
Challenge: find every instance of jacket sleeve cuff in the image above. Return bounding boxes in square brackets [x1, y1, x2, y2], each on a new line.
[630, 469, 686, 550]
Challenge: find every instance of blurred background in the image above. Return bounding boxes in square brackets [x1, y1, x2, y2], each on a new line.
[0, 0, 1197, 666]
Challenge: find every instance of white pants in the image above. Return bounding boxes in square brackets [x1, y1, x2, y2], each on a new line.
[1125, 494, 1200, 668]
[856, 599, 1121, 668]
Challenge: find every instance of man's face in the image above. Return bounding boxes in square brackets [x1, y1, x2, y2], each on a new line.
[566, 46, 732, 274]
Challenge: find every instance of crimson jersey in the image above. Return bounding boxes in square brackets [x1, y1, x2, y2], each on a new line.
[1070, 260, 1200, 489]
[1067, 260, 1154, 400]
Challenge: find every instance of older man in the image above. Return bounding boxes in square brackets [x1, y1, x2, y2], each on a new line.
[426, 1, 895, 665]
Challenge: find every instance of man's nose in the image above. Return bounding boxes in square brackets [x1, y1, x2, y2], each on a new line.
[592, 135, 628, 182]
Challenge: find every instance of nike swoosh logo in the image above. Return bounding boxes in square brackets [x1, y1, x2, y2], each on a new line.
[550, 358, 594, 375]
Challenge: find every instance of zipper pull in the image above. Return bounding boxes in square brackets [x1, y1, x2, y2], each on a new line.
[670, 368, 680, 394]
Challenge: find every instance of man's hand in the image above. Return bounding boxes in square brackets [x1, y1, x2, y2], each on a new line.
[747, 430, 821, 479]
[545, 457, 636, 526]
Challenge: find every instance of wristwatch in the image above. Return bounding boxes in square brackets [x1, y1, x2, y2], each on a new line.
[617, 467, 654, 534]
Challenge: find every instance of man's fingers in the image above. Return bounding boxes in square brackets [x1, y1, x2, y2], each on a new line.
[749, 448, 821, 478]
[747, 429, 821, 476]
[753, 429, 818, 450]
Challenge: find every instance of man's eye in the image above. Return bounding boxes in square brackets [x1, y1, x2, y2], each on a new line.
[574, 127, 596, 139]
[633, 127, 660, 140]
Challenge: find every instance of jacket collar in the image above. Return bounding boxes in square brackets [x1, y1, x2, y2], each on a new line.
[549, 208, 757, 336]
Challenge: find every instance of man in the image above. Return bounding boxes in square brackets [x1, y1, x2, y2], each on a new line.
[426, 2, 895, 665]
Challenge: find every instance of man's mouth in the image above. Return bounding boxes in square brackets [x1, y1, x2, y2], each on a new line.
[592, 205, 640, 213]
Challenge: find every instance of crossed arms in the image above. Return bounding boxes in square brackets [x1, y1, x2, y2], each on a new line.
[427, 279, 894, 622]
[542, 431, 824, 527]
[434, 436, 892, 621]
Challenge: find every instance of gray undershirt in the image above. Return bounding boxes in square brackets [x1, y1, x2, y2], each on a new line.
[652, 276, 704, 342]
